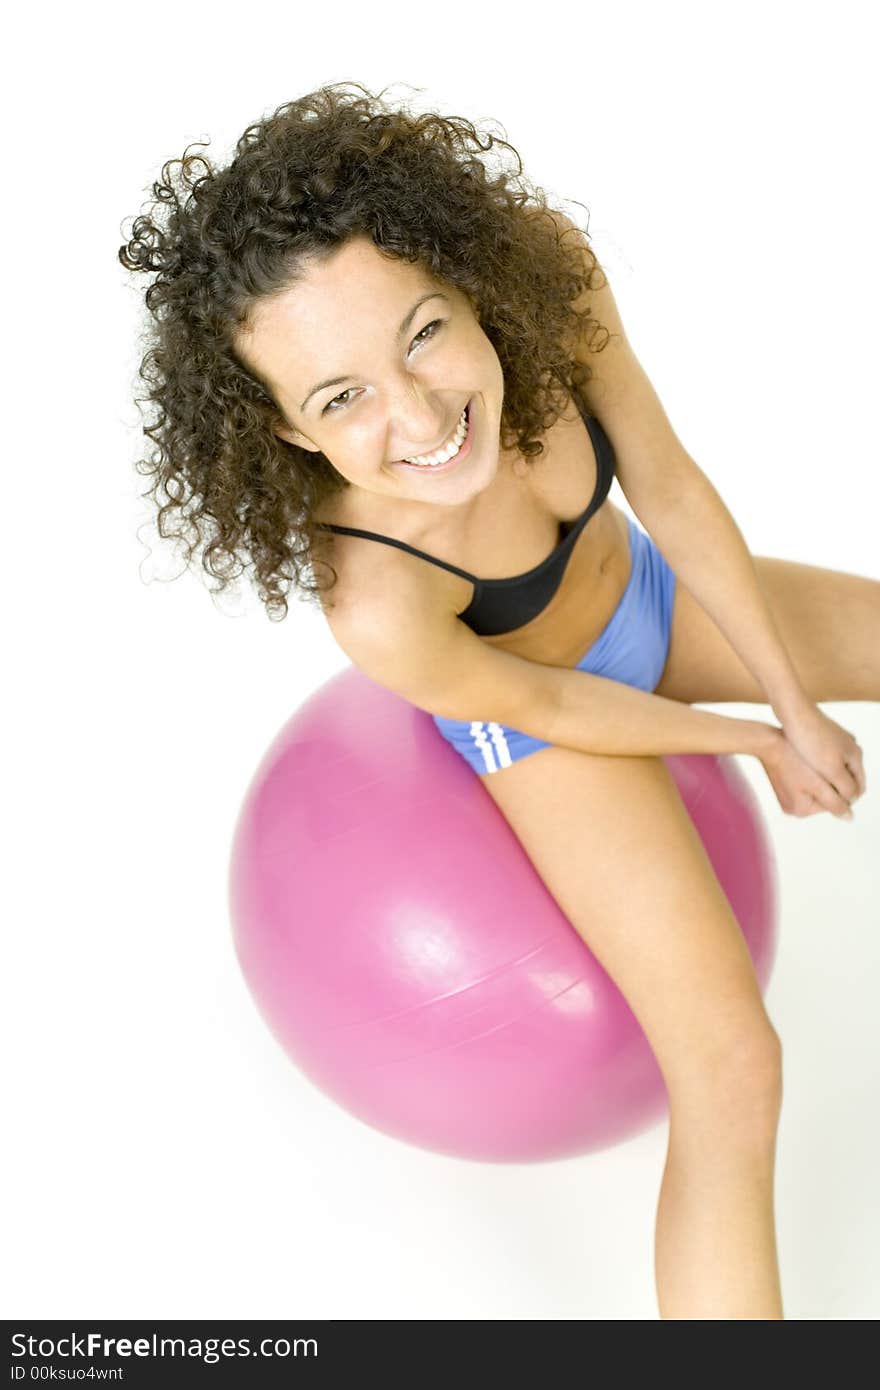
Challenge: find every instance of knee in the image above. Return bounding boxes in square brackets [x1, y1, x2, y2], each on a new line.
[725, 1026, 784, 1115]
[671, 1025, 783, 1139]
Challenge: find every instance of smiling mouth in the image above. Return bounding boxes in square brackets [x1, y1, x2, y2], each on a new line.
[395, 401, 472, 468]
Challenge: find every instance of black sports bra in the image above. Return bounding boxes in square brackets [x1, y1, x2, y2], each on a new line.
[317, 395, 616, 636]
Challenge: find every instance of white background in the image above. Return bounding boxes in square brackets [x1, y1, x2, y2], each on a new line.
[4, 0, 878, 1321]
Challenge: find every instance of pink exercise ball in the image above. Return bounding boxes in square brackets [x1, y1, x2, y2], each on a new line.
[229, 666, 779, 1164]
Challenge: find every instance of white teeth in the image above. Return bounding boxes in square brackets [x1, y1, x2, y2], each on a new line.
[404, 406, 468, 466]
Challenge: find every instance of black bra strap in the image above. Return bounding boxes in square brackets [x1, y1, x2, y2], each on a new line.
[315, 401, 612, 583]
[316, 523, 479, 581]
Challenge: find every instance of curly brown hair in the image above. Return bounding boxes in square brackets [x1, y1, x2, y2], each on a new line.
[118, 81, 610, 622]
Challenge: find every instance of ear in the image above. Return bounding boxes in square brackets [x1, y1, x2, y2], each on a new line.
[273, 419, 323, 453]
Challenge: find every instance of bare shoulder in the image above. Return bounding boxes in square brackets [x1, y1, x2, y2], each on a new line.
[315, 531, 475, 718]
[314, 523, 457, 636]
[316, 534, 562, 736]
[315, 529, 469, 713]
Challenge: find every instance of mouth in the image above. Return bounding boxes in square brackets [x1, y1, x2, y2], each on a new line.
[392, 400, 474, 476]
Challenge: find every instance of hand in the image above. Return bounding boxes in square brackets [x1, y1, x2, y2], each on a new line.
[757, 727, 858, 820]
[780, 703, 866, 808]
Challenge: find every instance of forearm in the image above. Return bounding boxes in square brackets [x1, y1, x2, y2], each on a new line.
[634, 462, 811, 722]
[547, 666, 779, 758]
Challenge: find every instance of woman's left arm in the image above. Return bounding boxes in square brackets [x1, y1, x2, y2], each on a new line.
[631, 456, 808, 723]
[560, 235, 865, 800]
[628, 460, 866, 801]
[560, 236, 808, 720]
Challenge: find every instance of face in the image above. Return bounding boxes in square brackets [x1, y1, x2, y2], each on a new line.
[234, 235, 507, 517]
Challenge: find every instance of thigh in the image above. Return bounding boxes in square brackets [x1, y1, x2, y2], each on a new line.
[654, 553, 880, 705]
[479, 744, 780, 1103]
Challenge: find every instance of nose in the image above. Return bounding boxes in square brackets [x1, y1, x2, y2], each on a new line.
[390, 382, 457, 454]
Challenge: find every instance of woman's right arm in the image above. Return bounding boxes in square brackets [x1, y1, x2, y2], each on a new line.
[326, 569, 852, 818]
[548, 664, 775, 758]
[547, 666, 854, 818]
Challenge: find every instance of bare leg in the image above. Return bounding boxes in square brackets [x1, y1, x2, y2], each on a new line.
[478, 748, 788, 1319]
[655, 1077, 784, 1319]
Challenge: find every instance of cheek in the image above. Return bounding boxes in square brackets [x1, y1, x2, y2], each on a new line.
[327, 428, 384, 477]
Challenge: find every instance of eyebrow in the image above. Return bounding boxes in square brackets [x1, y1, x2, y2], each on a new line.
[299, 291, 451, 411]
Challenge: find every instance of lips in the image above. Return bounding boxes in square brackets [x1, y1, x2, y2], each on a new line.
[397, 403, 469, 465]
[390, 401, 475, 479]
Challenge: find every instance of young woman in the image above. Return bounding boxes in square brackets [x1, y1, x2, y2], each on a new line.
[119, 82, 876, 1319]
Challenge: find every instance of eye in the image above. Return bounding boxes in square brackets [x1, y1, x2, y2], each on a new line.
[323, 388, 356, 415]
[411, 318, 444, 349]
[321, 320, 446, 414]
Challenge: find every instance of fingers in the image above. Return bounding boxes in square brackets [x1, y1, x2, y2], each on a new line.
[826, 746, 866, 804]
[846, 744, 867, 797]
[770, 730, 867, 822]
[838, 726, 866, 797]
[808, 774, 855, 821]
[827, 762, 862, 802]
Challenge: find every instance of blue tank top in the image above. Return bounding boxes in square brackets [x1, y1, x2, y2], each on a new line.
[317, 397, 615, 636]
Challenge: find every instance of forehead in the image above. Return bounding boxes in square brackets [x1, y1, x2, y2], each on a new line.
[246, 236, 439, 347]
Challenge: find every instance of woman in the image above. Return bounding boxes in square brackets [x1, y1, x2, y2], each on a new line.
[119, 82, 876, 1319]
